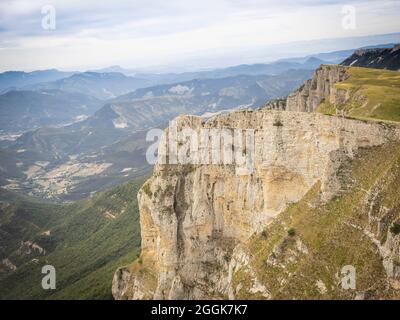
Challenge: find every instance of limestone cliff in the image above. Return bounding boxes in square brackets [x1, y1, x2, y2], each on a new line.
[285, 65, 349, 112]
[263, 98, 286, 111]
[265, 63, 400, 124]
[112, 109, 400, 299]
[261, 65, 350, 113]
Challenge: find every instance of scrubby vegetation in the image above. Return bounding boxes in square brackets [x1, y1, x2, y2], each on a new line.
[0, 174, 148, 300]
[318, 67, 400, 122]
[142, 181, 152, 198]
[316, 101, 336, 115]
[233, 143, 400, 299]
[390, 223, 400, 235]
[287, 228, 296, 237]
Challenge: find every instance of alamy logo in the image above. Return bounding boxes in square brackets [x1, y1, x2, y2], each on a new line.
[41, 265, 56, 290]
[41, 5, 56, 30]
[341, 5, 356, 30]
[341, 265, 356, 290]
[146, 120, 257, 175]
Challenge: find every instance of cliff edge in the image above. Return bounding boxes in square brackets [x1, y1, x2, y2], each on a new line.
[113, 109, 400, 299]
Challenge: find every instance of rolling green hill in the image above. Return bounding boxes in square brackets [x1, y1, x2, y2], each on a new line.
[0, 174, 148, 300]
[317, 66, 400, 122]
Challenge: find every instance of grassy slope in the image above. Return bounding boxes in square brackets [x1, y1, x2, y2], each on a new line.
[0, 175, 147, 300]
[317, 66, 400, 122]
[233, 143, 400, 299]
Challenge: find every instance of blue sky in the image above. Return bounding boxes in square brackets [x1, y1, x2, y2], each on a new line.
[0, 0, 400, 72]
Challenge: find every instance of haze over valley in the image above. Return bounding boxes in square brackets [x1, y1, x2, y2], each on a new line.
[1, 0, 400, 302]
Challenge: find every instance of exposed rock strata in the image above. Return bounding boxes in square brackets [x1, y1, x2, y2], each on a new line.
[285, 65, 349, 112]
[112, 109, 400, 299]
[261, 65, 350, 113]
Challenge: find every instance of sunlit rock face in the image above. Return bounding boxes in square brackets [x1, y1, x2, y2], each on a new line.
[113, 109, 400, 300]
[286, 65, 349, 112]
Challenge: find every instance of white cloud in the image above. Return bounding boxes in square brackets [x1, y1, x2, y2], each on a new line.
[0, 0, 399, 71]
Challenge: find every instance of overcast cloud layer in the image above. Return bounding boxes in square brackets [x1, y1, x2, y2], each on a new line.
[0, 0, 400, 72]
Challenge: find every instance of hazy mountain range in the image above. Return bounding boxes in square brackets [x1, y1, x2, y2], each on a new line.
[1, 41, 399, 300]
[0, 90, 102, 133]
[0, 69, 75, 93]
[0, 68, 312, 200]
[1, 44, 397, 202]
[341, 44, 400, 70]
[24, 72, 153, 100]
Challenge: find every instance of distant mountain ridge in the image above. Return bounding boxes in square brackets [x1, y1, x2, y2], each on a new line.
[86, 43, 397, 81]
[279, 43, 398, 64]
[0, 69, 312, 200]
[0, 42, 396, 96]
[0, 55, 323, 98]
[0, 69, 76, 93]
[132, 58, 325, 84]
[341, 44, 400, 70]
[0, 90, 102, 133]
[1, 43, 397, 202]
[25, 72, 153, 100]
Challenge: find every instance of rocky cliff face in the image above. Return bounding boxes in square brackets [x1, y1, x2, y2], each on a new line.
[285, 65, 349, 112]
[260, 65, 350, 113]
[112, 109, 400, 299]
[341, 44, 400, 71]
[263, 98, 286, 111]
[256, 55, 400, 116]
